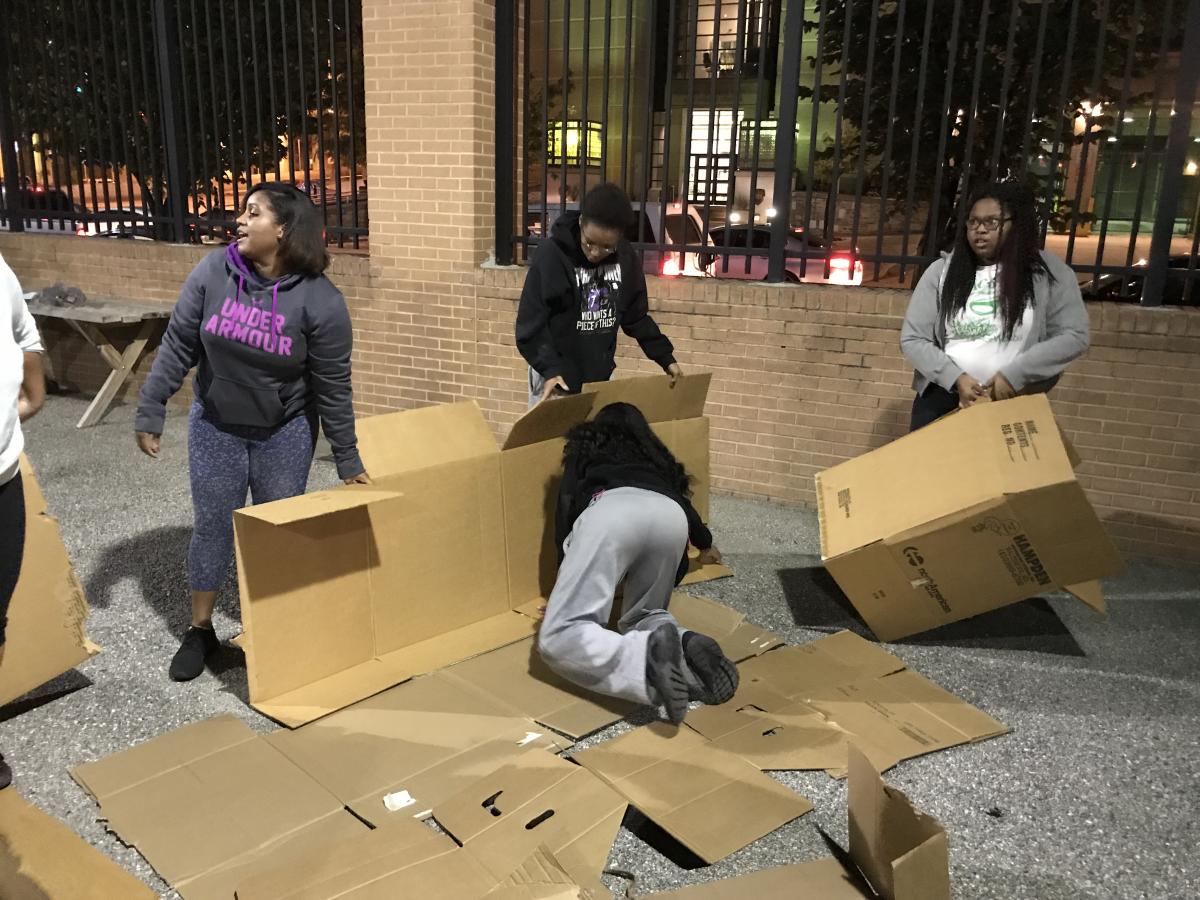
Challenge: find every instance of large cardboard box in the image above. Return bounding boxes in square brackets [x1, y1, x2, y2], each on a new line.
[0, 456, 98, 707]
[815, 395, 1123, 641]
[233, 375, 720, 726]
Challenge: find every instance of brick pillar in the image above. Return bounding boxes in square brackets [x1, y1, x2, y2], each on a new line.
[357, 0, 498, 413]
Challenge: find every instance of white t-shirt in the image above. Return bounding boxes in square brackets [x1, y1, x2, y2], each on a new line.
[944, 264, 1033, 383]
[1, 254, 43, 485]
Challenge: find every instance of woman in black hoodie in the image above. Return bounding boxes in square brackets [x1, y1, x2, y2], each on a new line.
[538, 402, 735, 725]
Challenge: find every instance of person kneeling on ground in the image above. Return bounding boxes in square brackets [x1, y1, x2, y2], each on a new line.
[900, 180, 1089, 431]
[537, 402, 736, 725]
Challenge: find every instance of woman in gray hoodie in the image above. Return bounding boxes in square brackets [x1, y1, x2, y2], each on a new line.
[900, 181, 1089, 430]
[135, 183, 368, 681]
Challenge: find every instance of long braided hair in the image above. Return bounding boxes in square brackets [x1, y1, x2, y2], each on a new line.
[939, 181, 1049, 341]
[562, 402, 692, 497]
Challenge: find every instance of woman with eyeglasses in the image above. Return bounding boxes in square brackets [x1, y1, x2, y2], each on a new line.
[900, 181, 1089, 430]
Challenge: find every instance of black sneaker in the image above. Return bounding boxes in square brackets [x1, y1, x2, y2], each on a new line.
[0, 753, 11, 790]
[646, 624, 690, 725]
[682, 631, 739, 705]
[169, 626, 220, 681]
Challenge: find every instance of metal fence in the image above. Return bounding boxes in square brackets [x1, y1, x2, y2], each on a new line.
[497, 0, 1200, 306]
[0, 0, 367, 250]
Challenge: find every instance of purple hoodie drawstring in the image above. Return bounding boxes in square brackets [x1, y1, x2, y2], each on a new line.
[236, 274, 244, 307]
[271, 282, 279, 335]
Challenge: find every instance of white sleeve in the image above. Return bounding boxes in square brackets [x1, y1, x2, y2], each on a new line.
[1, 257, 43, 353]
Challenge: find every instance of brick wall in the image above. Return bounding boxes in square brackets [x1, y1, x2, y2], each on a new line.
[2, 0, 1197, 567]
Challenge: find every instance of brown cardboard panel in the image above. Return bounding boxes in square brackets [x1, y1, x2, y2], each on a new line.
[677, 557, 733, 586]
[572, 723, 812, 863]
[1064, 579, 1106, 614]
[357, 400, 498, 478]
[503, 391, 597, 450]
[439, 637, 633, 741]
[234, 485, 397, 526]
[368, 455, 510, 654]
[234, 508, 377, 707]
[481, 845, 586, 900]
[502, 438, 567, 603]
[70, 716, 361, 894]
[267, 672, 567, 824]
[649, 857, 870, 898]
[847, 745, 950, 900]
[582, 372, 710, 423]
[654, 416, 710, 520]
[0, 457, 99, 707]
[737, 631, 905, 699]
[432, 751, 627, 886]
[1006, 483, 1123, 587]
[0, 789, 156, 899]
[668, 592, 783, 662]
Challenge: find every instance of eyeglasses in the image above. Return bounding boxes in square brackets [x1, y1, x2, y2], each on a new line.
[581, 233, 618, 257]
[966, 216, 1011, 233]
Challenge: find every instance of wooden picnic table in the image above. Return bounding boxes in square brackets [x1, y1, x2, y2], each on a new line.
[24, 292, 172, 428]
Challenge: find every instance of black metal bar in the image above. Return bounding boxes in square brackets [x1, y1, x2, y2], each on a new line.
[989, 0, 1019, 179]
[326, 0, 345, 246]
[345, 0, 361, 248]
[82, 1, 114, 222]
[847, 0, 882, 280]
[1182, 208, 1200, 304]
[952, 0, 993, 231]
[618, 0, 633, 189]
[134, 0, 163, 229]
[235, 0, 254, 194]
[249, 1, 266, 183]
[540, 0, 551, 235]
[1064, 0, 1109, 266]
[521, 0, 531, 255]
[1142, 0, 1200, 307]
[719, 0, 749, 275]
[823, 0, 856, 277]
[579, 0, 592, 200]
[1042, 0, 1081, 246]
[742, 0, 772, 274]
[923, 0, 963, 261]
[1091, 1, 1139, 286]
[637, 0, 657, 240]
[659, 0, 680, 208]
[872, 0, 906, 282]
[558, 0, 569, 216]
[0, 20, 22, 232]
[766, 0, 804, 283]
[153, 0, 187, 241]
[1122, 1, 1175, 292]
[497, 0, 516, 265]
[311, 0, 329, 222]
[699, 0, 723, 241]
[600, 0, 612, 181]
[801, 0, 827, 279]
[676, 0, 701, 268]
[295, 0, 312, 207]
[281, 0, 295, 185]
[265, 0, 281, 183]
[1016, 0, 1051, 178]
[173, 0, 199, 232]
[220, 0, 241, 213]
[188, 0, 215, 230]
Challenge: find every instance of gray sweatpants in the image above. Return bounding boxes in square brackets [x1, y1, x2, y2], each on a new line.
[538, 486, 692, 705]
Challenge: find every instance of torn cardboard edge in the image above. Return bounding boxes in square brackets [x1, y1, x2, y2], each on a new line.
[0, 789, 156, 900]
[647, 744, 950, 900]
[815, 394, 1123, 642]
[234, 374, 721, 727]
[0, 455, 99, 708]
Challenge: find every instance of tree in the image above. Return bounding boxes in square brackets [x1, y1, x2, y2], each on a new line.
[796, 0, 1172, 245]
[4, 0, 366, 241]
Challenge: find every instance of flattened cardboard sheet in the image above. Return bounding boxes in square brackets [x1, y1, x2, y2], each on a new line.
[432, 751, 626, 886]
[737, 631, 905, 699]
[70, 715, 369, 899]
[0, 456, 99, 707]
[669, 592, 782, 662]
[266, 671, 568, 826]
[0, 789, 155, 899]
[571, 723, 812, 863]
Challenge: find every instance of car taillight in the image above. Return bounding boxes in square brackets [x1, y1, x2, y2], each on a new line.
[75, 226, 87, 236]
[662, 257, 681, 277]
[829, 255, 852, 270]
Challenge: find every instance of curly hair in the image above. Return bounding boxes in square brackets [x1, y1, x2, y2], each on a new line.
[563, 402, 691, 496]
[939, 180, 1049, 342]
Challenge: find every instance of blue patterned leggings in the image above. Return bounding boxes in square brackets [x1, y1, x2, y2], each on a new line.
[187, 401, 316, 592]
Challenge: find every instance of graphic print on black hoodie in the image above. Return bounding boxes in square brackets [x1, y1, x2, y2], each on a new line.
[516, 211, 675, 392]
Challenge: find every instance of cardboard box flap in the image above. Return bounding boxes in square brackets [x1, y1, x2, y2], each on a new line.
[847, 744, 950, 900]
[0, 789, 157, 900]
[503, 391, 596, 450]
[738, 631, 906, 700]
[358, 400, 499, 479]
[669, 592, 783, 662]
[572, 723, 812, 864]
[483, 845, 585, 900]
[235, 485, 399, 526]
[582, 372, 710, 423]
[1064, 579, 1106, 614]
[0, 456, 100, 707]
[432, 751, 627, 886]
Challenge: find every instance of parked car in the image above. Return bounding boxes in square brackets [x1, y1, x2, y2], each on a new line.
[701, 224, 864, 285]
[1080, 256, 1198, 306]
[525, 200, 714, 278]
[0, 186, 85, 234]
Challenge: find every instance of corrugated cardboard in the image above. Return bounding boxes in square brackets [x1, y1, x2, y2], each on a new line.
[432, 750, 626, 887]
[668, 592, 783, 662]
[689, 631, 1006, 777]
[572, 722, 813, 863]
[264, 671, 568, 826]
[70, 715, 372, 900]
[647, 745, 949, 899]
[0, 789, 156, 899]
[0, 456, 99, 706]
[235, 374, 721, 726]
[816, 394, 1123, 640]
